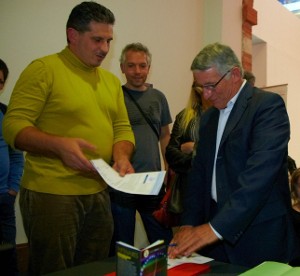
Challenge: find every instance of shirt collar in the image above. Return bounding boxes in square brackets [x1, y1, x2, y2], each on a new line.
[223, 79, 247, 111]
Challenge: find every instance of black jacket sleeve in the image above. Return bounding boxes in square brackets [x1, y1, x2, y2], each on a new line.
[165, 110, 193, 174]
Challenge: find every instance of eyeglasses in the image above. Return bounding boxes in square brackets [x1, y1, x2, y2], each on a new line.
[200, 69, 232, 91]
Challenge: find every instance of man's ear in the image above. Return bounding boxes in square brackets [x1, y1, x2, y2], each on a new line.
[120, 63, 125, 73]
[231, 67, 242, 82]
[67, 28, 79, 44]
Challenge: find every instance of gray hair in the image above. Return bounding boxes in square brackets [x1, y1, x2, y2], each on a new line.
[119, 43, 152, 65]
[191, 42, 243, 76]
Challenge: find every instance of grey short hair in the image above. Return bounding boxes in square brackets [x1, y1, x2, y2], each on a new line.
[191, 42, 243, 76]
[119, 43, 152, 65]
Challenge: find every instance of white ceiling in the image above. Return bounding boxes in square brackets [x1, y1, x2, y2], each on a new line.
[279, 0, 300, 18]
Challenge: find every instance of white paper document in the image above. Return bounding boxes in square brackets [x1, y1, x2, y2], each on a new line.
[167, 253, 213, 269]
[91, 158, 166, 195]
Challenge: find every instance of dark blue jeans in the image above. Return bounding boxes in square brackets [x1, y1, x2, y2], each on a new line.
[110, 191, 173, 254]
[0, 192, 18, 275]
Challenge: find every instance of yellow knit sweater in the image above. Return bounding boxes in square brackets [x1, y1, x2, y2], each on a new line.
[3, 47, 134, 195]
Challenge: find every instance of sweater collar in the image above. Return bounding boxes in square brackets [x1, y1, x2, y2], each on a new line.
[60, 46, 96, 72]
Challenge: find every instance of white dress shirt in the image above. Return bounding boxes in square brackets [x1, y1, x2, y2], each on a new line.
[210, 80, 246, 239]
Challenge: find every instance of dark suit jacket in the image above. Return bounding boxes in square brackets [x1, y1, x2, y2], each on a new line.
[182, 82, 300, 267]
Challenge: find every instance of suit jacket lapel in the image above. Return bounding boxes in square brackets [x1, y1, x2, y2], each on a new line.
[219, 84, 252, 148]
[205, 108, 220, 174]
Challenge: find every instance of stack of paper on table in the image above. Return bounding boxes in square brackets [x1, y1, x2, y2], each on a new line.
[167, 253, 213, 269]
[91, 158, 165, 195]
[168, 253, 212, 275]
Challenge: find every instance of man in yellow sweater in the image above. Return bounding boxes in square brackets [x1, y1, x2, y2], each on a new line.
[3, 2, 135, 275]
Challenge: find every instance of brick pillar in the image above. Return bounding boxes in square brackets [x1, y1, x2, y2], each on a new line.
[242, 0, 257, 72]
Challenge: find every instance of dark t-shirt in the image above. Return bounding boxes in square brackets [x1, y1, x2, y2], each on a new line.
[123, 86, 172, 172]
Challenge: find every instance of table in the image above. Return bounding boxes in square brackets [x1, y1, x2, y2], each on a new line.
[45, 257, 248, 276]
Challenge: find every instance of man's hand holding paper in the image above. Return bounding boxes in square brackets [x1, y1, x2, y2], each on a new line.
[91, 158, 165, 195]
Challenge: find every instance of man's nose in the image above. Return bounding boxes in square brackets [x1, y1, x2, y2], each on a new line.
[100, 41, 110, 54]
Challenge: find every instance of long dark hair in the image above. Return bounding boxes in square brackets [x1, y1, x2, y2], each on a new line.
[291, 168, 300, 205]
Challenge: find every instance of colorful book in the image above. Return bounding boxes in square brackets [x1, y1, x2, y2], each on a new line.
[116, 240, 167, 276]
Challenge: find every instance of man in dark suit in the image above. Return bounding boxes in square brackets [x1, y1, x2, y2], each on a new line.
[168, 43, 300, 268]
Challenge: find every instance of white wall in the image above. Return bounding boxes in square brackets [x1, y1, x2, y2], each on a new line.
[0, 0, 205, 245]
[253, 0, 300, 165]
[202, 0, 243, 60]
[0, 0, 204, 120]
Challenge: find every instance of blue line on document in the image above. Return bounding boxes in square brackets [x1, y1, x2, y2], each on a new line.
[143, 174, 149, 184]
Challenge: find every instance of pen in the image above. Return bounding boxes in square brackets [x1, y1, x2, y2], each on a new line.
[143, 174, 148, 184]
[168, 243, 177, 247]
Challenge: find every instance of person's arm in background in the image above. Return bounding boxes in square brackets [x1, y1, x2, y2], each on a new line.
[0, 103, 24, 196]
[159, 125, 170, 171]
[165, 111, 193, 174]
[7, 146, 24, 196]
